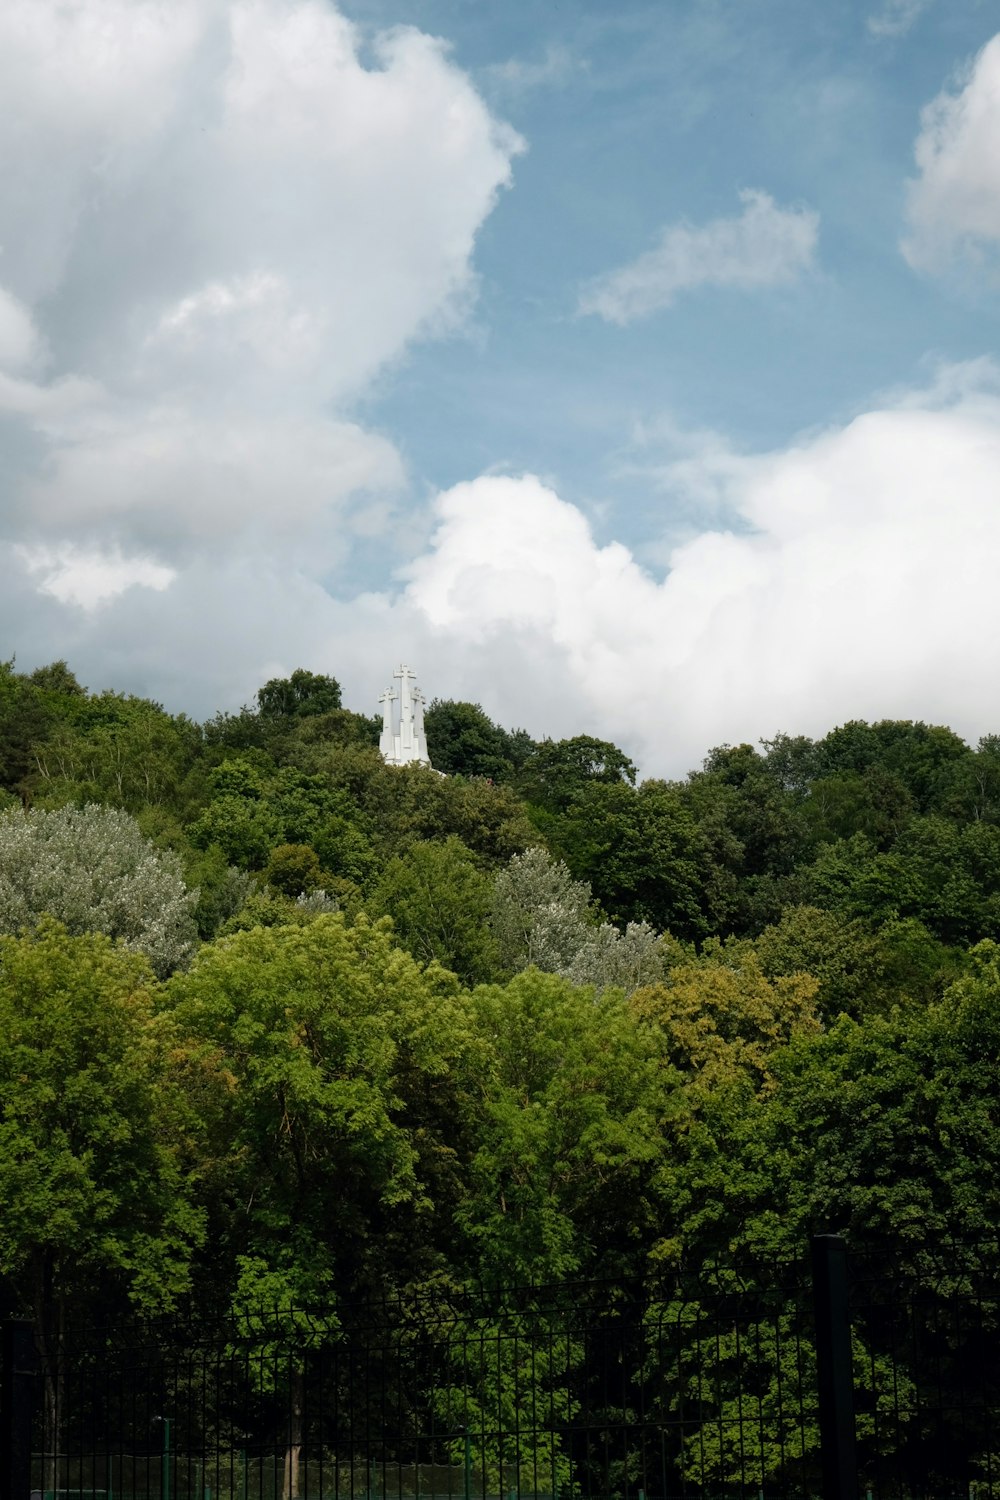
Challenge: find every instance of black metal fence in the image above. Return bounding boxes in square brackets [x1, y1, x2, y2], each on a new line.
[3, 1237, 1000, 1500]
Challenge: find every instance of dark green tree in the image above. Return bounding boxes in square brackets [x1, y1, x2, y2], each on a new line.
[816, 720, 971, 815]
[257, 669, 343, 719]
[553, 778, 709, 937]
[0, 660, 53, 794]
[28, 660, 86, 697]
[266, 843, 324, 897]
[516, 735, 637, 814]
[370, 836, 499, 983]
[424, 699, 517, 780]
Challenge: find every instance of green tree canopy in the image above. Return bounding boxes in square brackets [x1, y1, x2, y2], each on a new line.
[632, 954, 820, 1093]
[424, 699, 518, 780]
[554, 779, 710, 937]
[671, 941, 1000, 1261]
[0, 922, 204, 1328]
[816, 719, 971, 813]
[370, 836, 498, 984]
[0, 659, 55, 794]
[168, 913, 474, 1305]
[516, 735, 637, 813]
[803, 817, 1000, 945]
[28, 660, 86, 697]
[257, 669, 343, 719]
[460, 969, 680, 1284]
[748, 903, 960, 1018]
[27, 693, 203, 814]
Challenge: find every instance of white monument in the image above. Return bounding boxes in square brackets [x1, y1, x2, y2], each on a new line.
[379, 664, 432, 767]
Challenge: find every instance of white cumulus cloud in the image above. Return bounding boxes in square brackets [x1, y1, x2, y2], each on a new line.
[0, 0, 522, 587]
[0, 286, 46, 373]
[579, 189, 819, 325]
[387, 365, 1000, 772]
[903, 34, 1000, 271]
[391, 363, 1000, 762]
[11, 363, 1000, 780]
[16, 546, 176, 610]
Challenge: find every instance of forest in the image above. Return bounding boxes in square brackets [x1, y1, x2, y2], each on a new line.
[2, 655, 1000, 1490]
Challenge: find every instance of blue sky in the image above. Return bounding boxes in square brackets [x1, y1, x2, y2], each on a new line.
[2, 0, 1000, 775]
[352, 0, 999, 553]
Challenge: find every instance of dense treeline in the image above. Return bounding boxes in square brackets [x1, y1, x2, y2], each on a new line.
[2, 656, 1000, 1483]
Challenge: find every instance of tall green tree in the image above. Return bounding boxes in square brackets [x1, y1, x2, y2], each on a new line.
[553, 779, 710, 937]
[168, 913, 475, 1306]
[816, 719, 971, 815]
[0, 923, 204, 1469]
[370, 836, 499, 983]
[257, 669, 343, 719]
[424, 700, 519, 780]
[0, 660, 54, 794]
[516, 735, 637, 814]
[460, 970, 680, 1285]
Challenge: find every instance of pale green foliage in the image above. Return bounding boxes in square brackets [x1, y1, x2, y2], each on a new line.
[0, 803, 199, 976]
[491, 847, 664, 994]
[632, 954, 821, 1090]
[295, 887, 340, 913]
[490, 846, 593, 973]
[561, 918, 665, 996]
[220, 885, 340, 933]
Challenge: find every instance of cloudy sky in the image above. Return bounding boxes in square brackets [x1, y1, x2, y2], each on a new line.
[4, 0, 1000, 776]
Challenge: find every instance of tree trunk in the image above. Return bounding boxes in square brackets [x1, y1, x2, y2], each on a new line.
[282, 1362, 304, 1500]
[33, 1266, 64, 1498]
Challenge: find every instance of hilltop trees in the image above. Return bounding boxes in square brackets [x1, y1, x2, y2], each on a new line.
[4, 662, 1000, 1500]
[257, 669, 343, 720]
[424, 699, 530, 780]
[4, 655, 1000, 1351]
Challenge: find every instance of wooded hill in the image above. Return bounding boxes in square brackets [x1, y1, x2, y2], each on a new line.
[2, 655, 999, 1341]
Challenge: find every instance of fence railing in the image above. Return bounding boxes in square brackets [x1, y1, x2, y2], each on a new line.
[4, 1238, 1000, 1500]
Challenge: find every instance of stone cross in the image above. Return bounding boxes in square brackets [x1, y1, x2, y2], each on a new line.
[378, 665, 431, 767]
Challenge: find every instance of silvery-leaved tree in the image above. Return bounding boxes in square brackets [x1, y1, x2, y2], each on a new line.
[490, 846, 594, 974]
[491, 846, 666, 994]
[0, 802, 199, 975]
[561, 918, 665, 996]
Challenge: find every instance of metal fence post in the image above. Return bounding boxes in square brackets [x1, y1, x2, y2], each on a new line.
[810, 1234, 858, 1500]
[1, 1319, 37, 1500]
